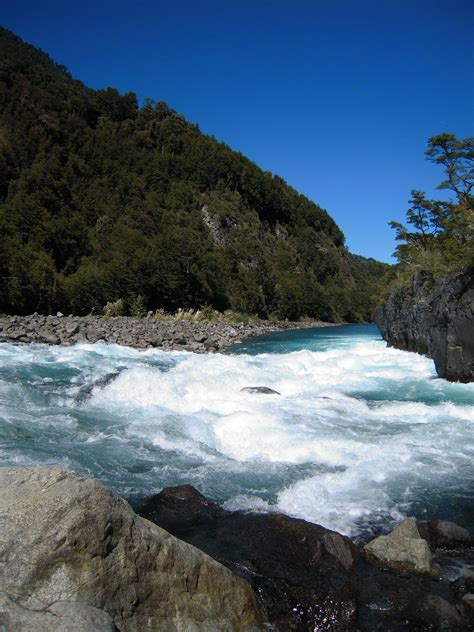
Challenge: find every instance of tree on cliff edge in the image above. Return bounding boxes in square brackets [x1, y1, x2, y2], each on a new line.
[389, 134, 473, 272]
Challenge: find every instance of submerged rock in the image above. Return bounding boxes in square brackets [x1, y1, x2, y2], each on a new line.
[0, 468, 262, 632]
[240, 386, 281, 395]
[364, 518, 441, 577]
[75, 372, 120, 403]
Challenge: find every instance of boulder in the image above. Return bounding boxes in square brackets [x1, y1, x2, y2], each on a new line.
[353, 559, 466, 631]
[0, 468, 262, 632]
[37, 328, 60, 344]
[460, 594, 474, 618]
[137, 484, 358, 631]
[364, 518, 441, 577]
[412, 594, 466, 629]
[451, 570, 474, 598]
[417, 519, 473, 549]
[240, 386, 281, 395]
[138, 484, 225, 532]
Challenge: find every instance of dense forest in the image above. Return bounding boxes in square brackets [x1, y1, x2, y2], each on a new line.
[0, 28, 389, 321]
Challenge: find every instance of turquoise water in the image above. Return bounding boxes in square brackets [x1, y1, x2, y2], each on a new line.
[0, 324, 473, 539]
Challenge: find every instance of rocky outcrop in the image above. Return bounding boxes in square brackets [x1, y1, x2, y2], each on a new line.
[0, 468, 262, 632]
[0, 314, 333, 353]
[375, 266, 474, 382]
[136, 485, 474, 631]
[137, 485, 358, 631]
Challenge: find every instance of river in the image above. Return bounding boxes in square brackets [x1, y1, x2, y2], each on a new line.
[1, 324, 473, 541]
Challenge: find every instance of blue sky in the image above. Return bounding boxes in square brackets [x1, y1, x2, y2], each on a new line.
[2, 0, 473, 262]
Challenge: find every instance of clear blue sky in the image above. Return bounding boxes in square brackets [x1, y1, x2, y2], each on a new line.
[2, 0, 473, 262]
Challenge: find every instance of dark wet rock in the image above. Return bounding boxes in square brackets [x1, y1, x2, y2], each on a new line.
[0, 468, 263, 632]
[417, 519, 473, 550]
[414, 594, 466, 630]
[353, 559, 469, 631]
[75, 372, 120, 403]
[136, 490, 474, 630]
[460, 593, 474, 618]
[375, 266, 474, 382]
[137, 485, 226, 532]
[137, 484, 358, 631]
[451, 569, 474, 600]
[241, 386, 281, 395]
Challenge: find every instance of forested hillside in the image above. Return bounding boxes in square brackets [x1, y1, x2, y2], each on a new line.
[0, 28, 389, 320]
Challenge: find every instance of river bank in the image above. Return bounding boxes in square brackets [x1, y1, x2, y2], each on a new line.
[0, 314, 335, 352]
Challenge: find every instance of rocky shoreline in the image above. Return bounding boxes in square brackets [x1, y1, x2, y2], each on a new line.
[0, 314, 335, 352]
[1, 468, 473, 631]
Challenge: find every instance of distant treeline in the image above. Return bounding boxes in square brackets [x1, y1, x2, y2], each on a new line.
[0, 28, 389, 320]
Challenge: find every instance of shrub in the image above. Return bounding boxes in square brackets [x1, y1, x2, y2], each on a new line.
[103, 298, 126, 317]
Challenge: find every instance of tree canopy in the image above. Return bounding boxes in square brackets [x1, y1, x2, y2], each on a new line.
[389, 134, 473, 274]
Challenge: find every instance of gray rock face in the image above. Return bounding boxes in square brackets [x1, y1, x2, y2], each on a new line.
[0, 592, 117, 632]
[0, 467, 262, 632]
[375, 267, 474, 382]
[364, 518, 441, 577]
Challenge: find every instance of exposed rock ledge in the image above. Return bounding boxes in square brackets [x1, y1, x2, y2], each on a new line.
[0, 315, 333, 353]
[375, 266, 474, 382]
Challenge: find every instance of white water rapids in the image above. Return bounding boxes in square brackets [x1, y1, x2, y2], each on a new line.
[0, 324, 473, 540]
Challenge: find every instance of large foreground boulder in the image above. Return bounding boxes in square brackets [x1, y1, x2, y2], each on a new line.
[0, 468, 262, 632]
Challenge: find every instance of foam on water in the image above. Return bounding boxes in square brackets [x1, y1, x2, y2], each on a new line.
[0, 325, 473, 539]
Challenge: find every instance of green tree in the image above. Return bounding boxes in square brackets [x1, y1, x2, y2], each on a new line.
[390, 134, 473, 270]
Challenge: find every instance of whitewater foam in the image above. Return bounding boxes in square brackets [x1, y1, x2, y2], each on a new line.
[0, 325, 473, 538]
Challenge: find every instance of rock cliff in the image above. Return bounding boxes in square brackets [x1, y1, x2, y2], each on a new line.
[375, 266, 474, 382]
